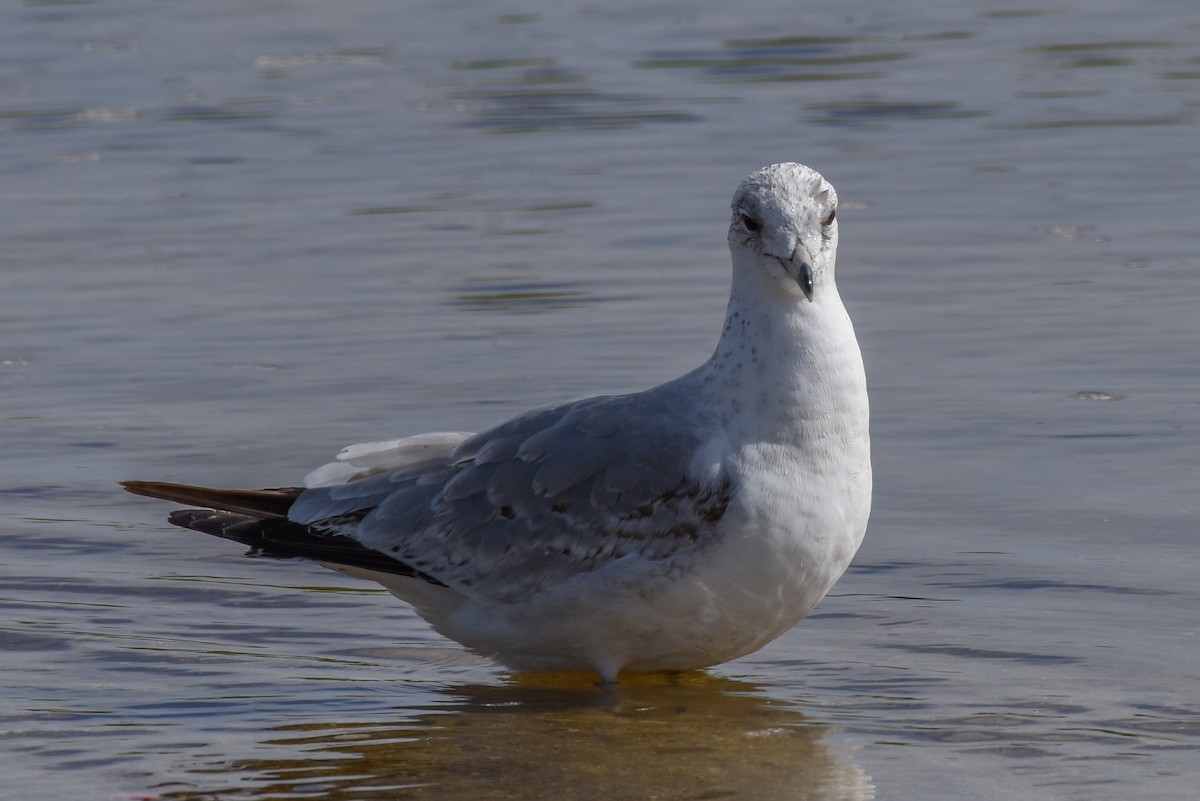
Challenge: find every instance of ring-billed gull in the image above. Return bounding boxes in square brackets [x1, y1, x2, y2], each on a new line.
[123, 163, 871, 682]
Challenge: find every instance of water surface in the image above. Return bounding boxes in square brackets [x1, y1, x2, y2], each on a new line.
[3, 1, 1198, 799]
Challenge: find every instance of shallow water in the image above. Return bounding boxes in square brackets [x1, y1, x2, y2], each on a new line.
[3, 1, 1198, 799]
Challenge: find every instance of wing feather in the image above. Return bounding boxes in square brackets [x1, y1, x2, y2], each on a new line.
[292, 388, 730, 602]
[304, 432, 471, 487]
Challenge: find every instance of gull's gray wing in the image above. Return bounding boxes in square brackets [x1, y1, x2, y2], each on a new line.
[289, 391, 731, 603]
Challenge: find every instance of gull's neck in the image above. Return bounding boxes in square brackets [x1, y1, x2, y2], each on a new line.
[700, 258, 867, 447]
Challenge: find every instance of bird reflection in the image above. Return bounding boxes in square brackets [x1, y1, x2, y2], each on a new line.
[161, 673, 873, 800]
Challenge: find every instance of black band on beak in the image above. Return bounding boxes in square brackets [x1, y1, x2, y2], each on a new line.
[798, 261, 814, 302]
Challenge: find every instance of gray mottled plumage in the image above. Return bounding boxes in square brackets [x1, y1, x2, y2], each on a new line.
[290, 391, 731, 603]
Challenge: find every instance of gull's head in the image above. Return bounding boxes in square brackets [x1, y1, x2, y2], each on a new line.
[728, 163, 839, 302]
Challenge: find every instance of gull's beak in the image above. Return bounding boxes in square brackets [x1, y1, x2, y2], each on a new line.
[771, 243, 815, 301]
[797, 259, 814, 302]
[783, 243, 815, 302]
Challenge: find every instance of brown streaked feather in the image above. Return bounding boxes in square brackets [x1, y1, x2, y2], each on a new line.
[120, 480, 302, 518]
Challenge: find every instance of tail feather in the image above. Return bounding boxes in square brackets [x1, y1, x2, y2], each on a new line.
[120, 480, 301, 518]
[121, 480, 445, 587]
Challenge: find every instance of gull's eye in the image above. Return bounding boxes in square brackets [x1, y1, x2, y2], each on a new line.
[740, 213, 762, 233]
[821, 207, 837, 227]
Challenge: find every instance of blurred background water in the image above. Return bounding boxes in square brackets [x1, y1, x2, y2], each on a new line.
[2, 1, 1198, 799]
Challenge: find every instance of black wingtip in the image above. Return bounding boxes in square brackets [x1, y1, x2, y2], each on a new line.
[151, 503, 448, 587]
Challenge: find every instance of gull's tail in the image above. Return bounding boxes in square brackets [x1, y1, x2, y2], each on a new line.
[120, 480, 300, 518]
[120, 480, 443, 584]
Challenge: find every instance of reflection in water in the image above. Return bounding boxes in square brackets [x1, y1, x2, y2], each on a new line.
[162, 674, 873, 801]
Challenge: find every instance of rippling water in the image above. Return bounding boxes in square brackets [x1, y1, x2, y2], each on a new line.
[3, 1, 1198, 799]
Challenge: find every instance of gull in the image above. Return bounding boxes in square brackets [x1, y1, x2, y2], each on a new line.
[123, 163, 872, 682]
